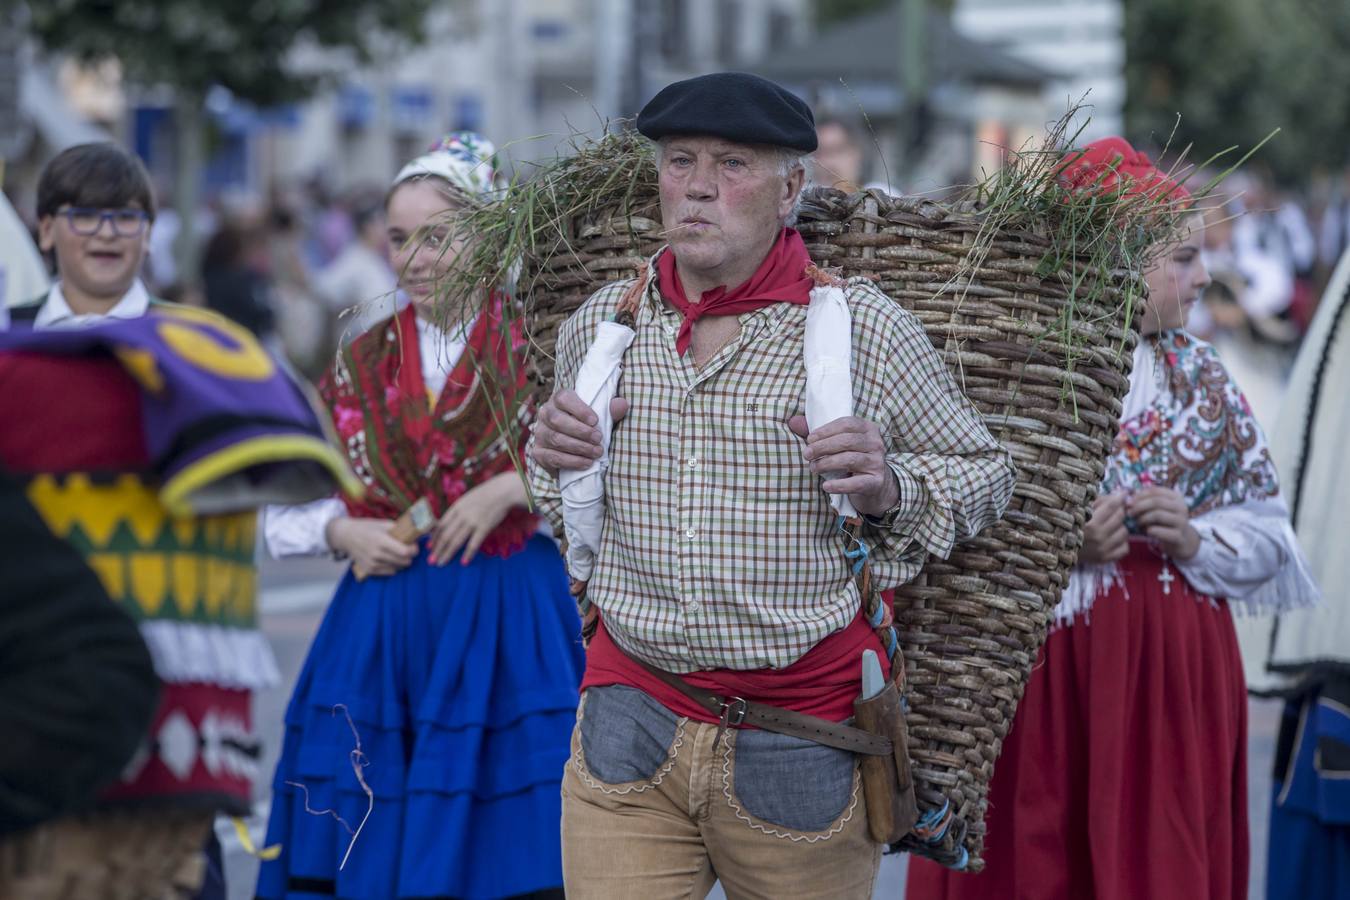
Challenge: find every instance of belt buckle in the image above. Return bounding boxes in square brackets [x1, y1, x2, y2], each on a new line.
[719, 696, 748, 728]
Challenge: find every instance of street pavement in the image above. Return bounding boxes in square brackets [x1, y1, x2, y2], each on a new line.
[224, 555, 1280, 900]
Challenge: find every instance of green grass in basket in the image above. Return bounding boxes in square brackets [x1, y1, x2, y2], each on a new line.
[430, 128, 657, 326]
[408, 127, 660, 486]
[399, 110, 1273, 478]
[948, 108, 1274, 418]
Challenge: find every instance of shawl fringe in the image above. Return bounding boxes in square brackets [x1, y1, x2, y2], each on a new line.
[1052, 563, 1126, 629]
[1052, 519, 1318, 631]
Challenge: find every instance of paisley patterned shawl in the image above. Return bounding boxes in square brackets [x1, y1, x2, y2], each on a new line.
[319, 294, 538, 556]
[1057, 329, 1318, 625]
[1102, 329, 1280, 520]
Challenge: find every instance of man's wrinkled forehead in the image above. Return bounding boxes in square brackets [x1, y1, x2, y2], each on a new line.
[659, 136, 779, 160]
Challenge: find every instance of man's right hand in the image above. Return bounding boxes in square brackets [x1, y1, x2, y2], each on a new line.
[326, 517, 418, 577]
[529, 389, 629, 477]
[1078, 493, 1129, 565]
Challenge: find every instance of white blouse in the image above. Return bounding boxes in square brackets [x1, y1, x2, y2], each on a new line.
[262, 314, 472, 558]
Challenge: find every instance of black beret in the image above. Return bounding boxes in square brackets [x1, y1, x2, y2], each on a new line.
[637, 72, 817, 153]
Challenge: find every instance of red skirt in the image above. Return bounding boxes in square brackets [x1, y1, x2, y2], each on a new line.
[907, 542, 1249, 900]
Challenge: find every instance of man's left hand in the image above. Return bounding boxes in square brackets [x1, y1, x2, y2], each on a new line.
[788, 415, 898, 517]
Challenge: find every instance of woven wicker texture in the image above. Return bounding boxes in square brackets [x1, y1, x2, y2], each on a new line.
[0, 809, 214, 899]
[524, 185, 1141, 871]
[799, 188, 1138, 870]
[522, 192, 665, 389]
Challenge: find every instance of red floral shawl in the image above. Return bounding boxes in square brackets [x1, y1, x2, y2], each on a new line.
[319, 296, 538, 558]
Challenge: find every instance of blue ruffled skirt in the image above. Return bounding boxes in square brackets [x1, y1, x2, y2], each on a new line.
[257, 535, 583, 899]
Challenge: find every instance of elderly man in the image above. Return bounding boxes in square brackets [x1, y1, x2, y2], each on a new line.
[528, 73, 1014, 898]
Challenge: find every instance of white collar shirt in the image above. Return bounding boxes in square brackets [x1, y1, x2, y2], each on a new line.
[35, 279, 151, 329]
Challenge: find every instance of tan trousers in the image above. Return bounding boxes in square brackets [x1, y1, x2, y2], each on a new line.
[562, 686, 881, 900]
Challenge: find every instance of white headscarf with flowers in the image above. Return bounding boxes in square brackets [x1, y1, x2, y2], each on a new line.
[393, 132, 499, 197]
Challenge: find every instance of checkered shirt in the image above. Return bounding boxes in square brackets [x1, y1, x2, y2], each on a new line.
[527, 260, 1015, 672]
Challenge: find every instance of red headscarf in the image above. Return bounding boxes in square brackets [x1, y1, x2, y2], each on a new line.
[1056, 136, 1192, 203]
[656, 227, 814, 355]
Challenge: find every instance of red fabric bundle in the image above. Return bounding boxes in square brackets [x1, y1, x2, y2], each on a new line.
[1057, 136, 1192, 204]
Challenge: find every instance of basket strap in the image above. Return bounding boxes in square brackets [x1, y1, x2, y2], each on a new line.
[838, 516, 903, 683]
[613, 262, 649, 327]
[569, 259, 651, 629]
[800, 264, 904, 681]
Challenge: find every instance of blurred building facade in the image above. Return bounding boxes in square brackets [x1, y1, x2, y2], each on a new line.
[8, 0, 1102, 211]
[309, 0, 807, 184]
[198, 0, 814, 193]
[1, 53, 110, 219]
[953, 0, 1124, 138]
[755, 2, 1054, 195]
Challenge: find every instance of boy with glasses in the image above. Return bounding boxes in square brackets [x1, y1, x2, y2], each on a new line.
[12, 142, 161, 328]
[5, 142, 284, 900]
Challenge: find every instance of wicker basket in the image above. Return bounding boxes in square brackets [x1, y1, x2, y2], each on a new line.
[0, 809, 214, 899]
[523, 195, 665, 389]
[523, 185, 1141, 871]
[798, 188, 1138, 869]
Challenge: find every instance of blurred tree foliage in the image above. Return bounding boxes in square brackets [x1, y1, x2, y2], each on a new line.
[22, 0, 436, 106]
[1124, 0, 1350, 183]
[16, 0, 437, 277]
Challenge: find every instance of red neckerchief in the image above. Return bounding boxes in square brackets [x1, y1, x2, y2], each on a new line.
[656, 227, 814, 355]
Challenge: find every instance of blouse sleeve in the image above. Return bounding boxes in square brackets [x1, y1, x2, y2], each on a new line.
[1172, 500, 1320, 614]
[263, 498, 347, 559]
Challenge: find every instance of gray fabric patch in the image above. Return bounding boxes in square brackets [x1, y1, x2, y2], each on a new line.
[731, 728, 855, 832]
[578, 685, 680, 785]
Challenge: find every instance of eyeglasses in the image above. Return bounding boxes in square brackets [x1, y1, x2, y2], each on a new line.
[58, 207, 151, 237]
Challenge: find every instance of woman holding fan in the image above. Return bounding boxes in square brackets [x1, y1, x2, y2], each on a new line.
[258, 134, 581, 900]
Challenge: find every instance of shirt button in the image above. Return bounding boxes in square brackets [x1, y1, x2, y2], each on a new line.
[687, 456, 698, 469]
[686, 600, 701, 613]
[685, 527, 697, 539]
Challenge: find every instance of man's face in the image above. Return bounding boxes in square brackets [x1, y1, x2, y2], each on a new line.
[658, 136, 803, 283]
[38, 203, 151, 301]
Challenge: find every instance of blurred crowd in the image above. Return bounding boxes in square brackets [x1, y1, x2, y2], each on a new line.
[9, 118, 1349, 426]
[137, 177, 399, 379]
[1186, 169, 1344, 428]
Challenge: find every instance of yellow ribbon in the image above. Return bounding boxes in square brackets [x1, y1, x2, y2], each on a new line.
[231, 816, 282, 860]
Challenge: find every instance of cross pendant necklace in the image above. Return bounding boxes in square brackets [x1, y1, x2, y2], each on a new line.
[1148, 339, 1177, 598]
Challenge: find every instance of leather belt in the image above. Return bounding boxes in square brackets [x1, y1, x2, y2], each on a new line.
[624, 651, 893, 757]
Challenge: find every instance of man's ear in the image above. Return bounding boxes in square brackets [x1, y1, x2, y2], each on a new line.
[781, 166, 805, 218]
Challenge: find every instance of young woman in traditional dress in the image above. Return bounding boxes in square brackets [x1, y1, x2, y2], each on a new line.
[906, 137, 1319, 900]
[257, 134, 582, 900]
